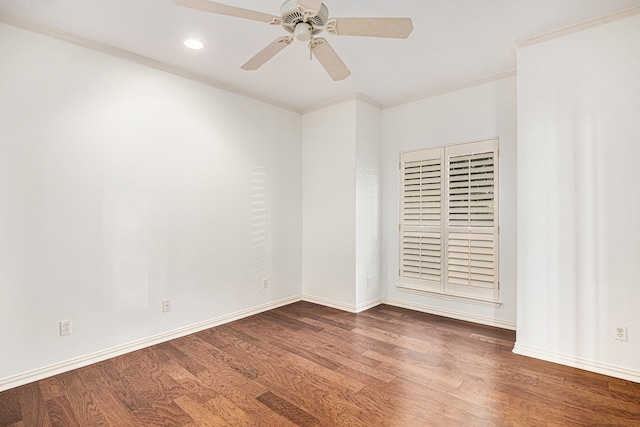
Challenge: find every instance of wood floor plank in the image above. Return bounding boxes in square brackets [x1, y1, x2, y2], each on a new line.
[271, 302, 354, 331]
[44, 395, 81, 427]
[354, 381, 465, 426]
[255, 391, 318, 427]
[214, 386, 300, 427]
[0, 388, 22, 426]
[57, 371, 109, 426]
[37, 376, 66, 402]
[77, 365, 141, 426]
[350, 326, 435, 354]
[364, 349, 466, 389]
[222, 315, 340, 362]
[95, 358, 138, 412]
[2, 302, 640, 426]
[18, 383, 52, 427]
[252, 355, 385, 427]
[180, 392, 272, 427]
[176, 336, 268, 401]
[312, 346, 396, 384]
[280, 352, 365, 393]
[174, 395, 224, 427]
[128, 400, 193, 426]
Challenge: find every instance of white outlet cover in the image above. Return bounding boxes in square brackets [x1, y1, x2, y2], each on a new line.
[614, 325, 628, 341]
[60, 320, 72, 336]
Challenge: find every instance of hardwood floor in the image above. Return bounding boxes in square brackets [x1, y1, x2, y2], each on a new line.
[2, 302, 639, 426]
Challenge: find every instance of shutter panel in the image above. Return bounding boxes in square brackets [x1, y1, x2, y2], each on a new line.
[448, 152, 494, 228]
[400, 149, 444, 290]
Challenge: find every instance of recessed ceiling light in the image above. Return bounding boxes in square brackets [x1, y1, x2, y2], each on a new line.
[184, 39, 204, 50]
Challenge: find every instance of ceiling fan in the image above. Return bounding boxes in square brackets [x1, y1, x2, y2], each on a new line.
[174, 0, 414, 81]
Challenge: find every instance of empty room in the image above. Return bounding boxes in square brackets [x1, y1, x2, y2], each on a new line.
[1, 0, 640, 425]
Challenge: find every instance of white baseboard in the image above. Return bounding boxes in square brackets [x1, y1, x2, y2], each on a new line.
[355, 298, 383, 313]
[301, 295, 382, 313]
[0, 295, 302, 393]
[382, 297, 517, 330]
[513, 344, 640, 384]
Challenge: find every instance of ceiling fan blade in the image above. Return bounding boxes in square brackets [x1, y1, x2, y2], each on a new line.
[174, 0, 280, 24]
[326, 18, 414, 39]
[241, 37, 293, 71]
[309, 38, 351, 81]
[297, 0, 324, 15]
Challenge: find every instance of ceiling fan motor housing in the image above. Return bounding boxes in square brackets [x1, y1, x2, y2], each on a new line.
[280, 0, 329, 36]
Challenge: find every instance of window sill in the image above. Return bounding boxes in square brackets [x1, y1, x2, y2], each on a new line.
[397, 283, 502, 308]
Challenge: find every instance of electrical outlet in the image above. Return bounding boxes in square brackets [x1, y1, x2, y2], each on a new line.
[367, 276, 372, 287]
[614, 325, 628, 341]
[163, 299, 171, 312]
[262, 278, 269, 289]
[60, 319, 72, 336]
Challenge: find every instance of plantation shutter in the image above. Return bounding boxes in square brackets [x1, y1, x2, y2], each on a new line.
[445, 140, 498, 300]
[399, 148, 443, 290]
[399, 139, 499, 302]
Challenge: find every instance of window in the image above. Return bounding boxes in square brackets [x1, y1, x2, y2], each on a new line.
[399, 139, 499, 303]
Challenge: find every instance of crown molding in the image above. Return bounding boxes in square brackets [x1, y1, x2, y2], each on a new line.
[301, 92, 383, 115]
[0, 13, 302, 114]
[303, 71, 518, 113]
[515, 5, 640, 48]
[383, 70, 517, 110]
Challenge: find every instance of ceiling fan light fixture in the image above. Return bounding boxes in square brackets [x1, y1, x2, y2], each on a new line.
[184, 38, 204, 50]
[294, 22, 313, 41]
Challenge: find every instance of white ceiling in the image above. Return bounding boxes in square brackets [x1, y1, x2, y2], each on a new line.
[1, 0, 640, 111]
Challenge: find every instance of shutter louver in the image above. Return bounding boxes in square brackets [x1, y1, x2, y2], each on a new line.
[448, 152, 494, 228]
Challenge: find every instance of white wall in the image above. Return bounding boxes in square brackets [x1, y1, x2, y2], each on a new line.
[381, 77, 518, 328]
[0, 23, 302, 385]
[355, 101, 381, 308]
[516, 14, 640, 381]
[302, 99, 382, 311]
[302, 101, 357, 307]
